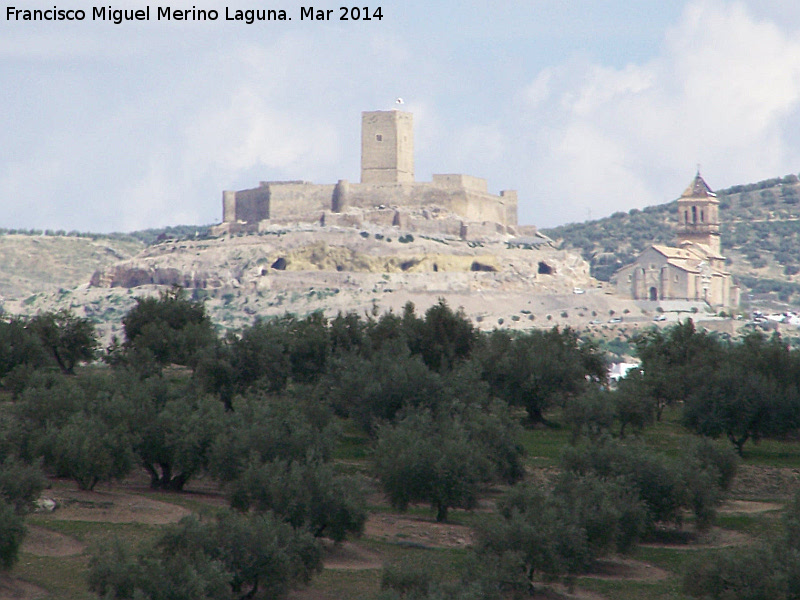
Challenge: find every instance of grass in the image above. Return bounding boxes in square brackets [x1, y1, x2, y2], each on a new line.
[520, 424, 572, 467]
[302, 568, 382, 599]
[334, 432, 372, 461]
[736, 437, 800, 467]
[632, 546, 717, 573]
[25, 516, 157, 546]
[714, 509, 784, 536]
[11, 406, 800, 600]
[576, 577, 690, 600]
[15, 554, 95, 600]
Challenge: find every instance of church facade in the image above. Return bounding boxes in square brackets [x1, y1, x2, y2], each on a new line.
[614, 173, 739, 308]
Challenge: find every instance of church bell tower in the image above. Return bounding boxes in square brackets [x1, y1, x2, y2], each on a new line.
[677, 171, 721, 255]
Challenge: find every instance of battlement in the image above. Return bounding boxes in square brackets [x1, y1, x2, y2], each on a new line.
[219, 109, 522, 239]
[432, 174, 488, 192]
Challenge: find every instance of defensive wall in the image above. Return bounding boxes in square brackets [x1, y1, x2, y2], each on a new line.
[219, 176, 517, 233]
[215, 109, 522, 239]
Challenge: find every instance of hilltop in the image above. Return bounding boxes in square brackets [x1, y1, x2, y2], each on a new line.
[543, 173, 800, 307]
[2, 172, 800, 345]
[0, 234, 143, 301]
[3, 224, 646, 346]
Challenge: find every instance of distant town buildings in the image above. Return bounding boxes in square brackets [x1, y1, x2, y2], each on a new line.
[614, 173, 739, 308]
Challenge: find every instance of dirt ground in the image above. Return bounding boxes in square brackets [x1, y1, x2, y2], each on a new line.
[718, 499, 783, 514]
[38, 488, 191, 525]
[729, 464, 800, 500]
[5, 464, 796, 600]
[20, 526, 84, 558]
[0, 575, 48, 600]
[364, 513, 474, 549]
[586, 557, 670, 582]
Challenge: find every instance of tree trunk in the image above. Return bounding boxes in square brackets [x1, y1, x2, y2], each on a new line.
[526, 405, 545, 426]
[728, 432, 749, 457]
[51, 346, 73, 375]
[436, 503, 448, 523]
[144, 464, 160, 488]
[167, 471, 191, 492]
[239, 578, 258, 600]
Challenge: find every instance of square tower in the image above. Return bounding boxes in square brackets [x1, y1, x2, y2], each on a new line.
[676, 171, 721, 255]
[361, 110, 414, 184]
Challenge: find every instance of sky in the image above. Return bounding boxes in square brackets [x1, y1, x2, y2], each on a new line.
[3, 0, 800, 232]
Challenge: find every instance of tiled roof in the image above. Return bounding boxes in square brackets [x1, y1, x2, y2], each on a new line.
[651, 244, 702, 260]
[681, 172, 716, 198]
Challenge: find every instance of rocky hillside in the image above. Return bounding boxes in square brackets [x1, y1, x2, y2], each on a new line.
[543, 173, 800, 307]
[1, 223, 657, 345]
[0, 234, 143, 302]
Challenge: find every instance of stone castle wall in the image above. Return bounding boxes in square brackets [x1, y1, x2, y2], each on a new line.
[267, 182, 337, 220]
[218, 109, 521, 239]
[223, 177, 517, 233]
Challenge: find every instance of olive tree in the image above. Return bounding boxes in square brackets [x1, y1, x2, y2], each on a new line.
[88, 511, 322, 600]
[373, 410, 492, 522]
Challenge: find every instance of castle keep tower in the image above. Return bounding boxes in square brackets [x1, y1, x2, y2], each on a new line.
[218, 107, 521, 236]
[360, 110, 414, 184]
[677, 171, 720, 255]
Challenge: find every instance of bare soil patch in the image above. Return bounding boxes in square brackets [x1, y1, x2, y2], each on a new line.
[719, 499, 783, 514]
[730, 465, 800, 500]
[320, 541, 383, 571]
[641, 526, 751, 550]
[21, 525, 84, 557]
[0, 575, 47, 600]
[364, 514, 473, 549]
[587, 556, 669, 582]
[528, 584, 606, 600]
[41, 488, 191, 525]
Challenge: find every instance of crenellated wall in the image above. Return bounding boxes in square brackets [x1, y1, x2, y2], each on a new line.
[219, 109, 521, 237]
[222, 176, 517, 233]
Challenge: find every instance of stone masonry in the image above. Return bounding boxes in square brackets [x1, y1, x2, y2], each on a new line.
[215, 110, 525, 239]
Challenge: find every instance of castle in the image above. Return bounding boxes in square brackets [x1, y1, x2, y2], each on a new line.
[214, 110, 532, 239]
[614, 173, 739, 307]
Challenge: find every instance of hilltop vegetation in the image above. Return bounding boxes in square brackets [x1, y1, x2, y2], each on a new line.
[0, 224, 212, 246]
[543, 173, 800, 305]
[4, 292, 800, 598]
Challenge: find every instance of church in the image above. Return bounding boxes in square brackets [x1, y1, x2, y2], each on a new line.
[613, 173, 739, 308]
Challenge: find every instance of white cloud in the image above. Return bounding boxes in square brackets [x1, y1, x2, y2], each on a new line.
[515, 0, 800, 227]
[4, 0, 800, 233]
[184, 88, 339, 175]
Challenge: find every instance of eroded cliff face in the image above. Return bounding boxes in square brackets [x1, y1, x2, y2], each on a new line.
[88, 225, 593, 297]
[0, 235, 142, 300]
[4, 224, 643, 348]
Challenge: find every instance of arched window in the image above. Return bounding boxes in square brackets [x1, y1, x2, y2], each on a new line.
[684, 210, 689, 223]
[692, 206, 697, 223]
[701, 209, 704, 223]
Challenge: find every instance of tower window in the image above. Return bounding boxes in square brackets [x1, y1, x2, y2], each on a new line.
[692, 206, 697, 223]
[376, 134, 382, 141]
